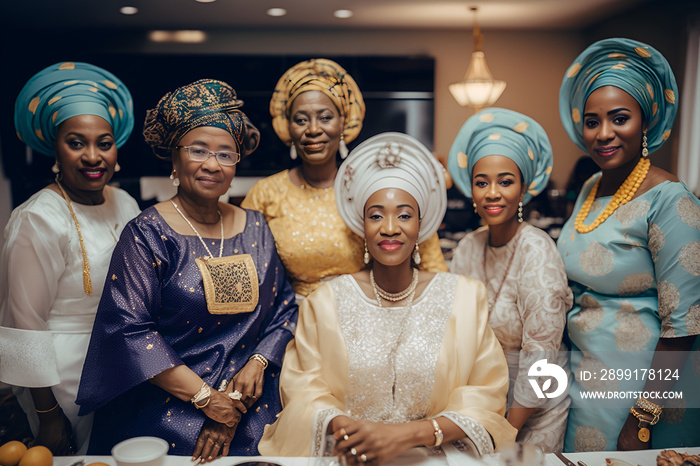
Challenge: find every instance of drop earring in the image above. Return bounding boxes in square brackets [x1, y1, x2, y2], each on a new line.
[114, 163, 121, 173]
[473, 202, 478, 214]
[642, 130, 649, 158]
[363, 241, 370, 265]
[339, 136, 349, 159]
[290, 145, 298, 160]
[518, 201, 524, 223]
[170, 170, 180, 187]
[52, 161, 60, 174]
[413, 242, 421, 265]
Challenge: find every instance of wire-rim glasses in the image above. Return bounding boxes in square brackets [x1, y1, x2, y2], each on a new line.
[176, 145, 241, 166]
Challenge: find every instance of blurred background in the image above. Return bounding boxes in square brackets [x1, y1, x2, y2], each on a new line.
[1, 0, 699, 250]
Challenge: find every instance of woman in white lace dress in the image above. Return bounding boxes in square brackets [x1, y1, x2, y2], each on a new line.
[448, 108, 573, 453]
[259, 133, 516, 465]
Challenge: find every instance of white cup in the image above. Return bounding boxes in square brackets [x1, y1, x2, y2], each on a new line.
[112, 436, 169, 466]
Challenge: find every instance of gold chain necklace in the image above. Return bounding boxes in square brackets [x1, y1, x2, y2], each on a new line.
[170, 200, 224, 258]
[370, 268, 418, 307]
[56, 182, 94, 296]
[574, 157, 651, 234]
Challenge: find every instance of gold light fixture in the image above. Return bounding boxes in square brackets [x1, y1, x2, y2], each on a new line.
[449, 6, 506, 112]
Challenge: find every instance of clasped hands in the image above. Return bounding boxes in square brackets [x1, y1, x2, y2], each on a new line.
[331, 416, 414, 466]
[193, 358, 266, 463]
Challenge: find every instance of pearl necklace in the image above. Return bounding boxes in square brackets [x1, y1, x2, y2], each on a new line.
[370, 268, 418, 307]
[170, 199, 224, 258]
[575, 157, 650, 234]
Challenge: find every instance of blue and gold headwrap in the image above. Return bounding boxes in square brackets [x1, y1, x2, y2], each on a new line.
[14, 62, 134, 156]
[270, 58, 365, 146]
[559, 38, 678, 155]
[448, 108, 553, 205]
[143, 79, 260, 160]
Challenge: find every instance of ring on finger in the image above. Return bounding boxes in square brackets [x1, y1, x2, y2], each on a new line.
[229, 390, 243, 401]
[343, 434, 349, 441]
[360, 454, 368, 463]
[350, 448, 357, 456]
[213, 442, 219, 447]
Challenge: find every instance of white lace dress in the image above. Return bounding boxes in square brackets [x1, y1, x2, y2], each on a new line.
[259, 272, 516, 459]
[0, 186, 140, 453]
[451, 224, 573, 452]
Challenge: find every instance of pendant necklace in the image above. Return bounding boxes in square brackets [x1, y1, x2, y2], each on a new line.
[170, 199, 224, 258]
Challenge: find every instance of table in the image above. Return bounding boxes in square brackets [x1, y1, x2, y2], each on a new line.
[53, 446, 700, 466]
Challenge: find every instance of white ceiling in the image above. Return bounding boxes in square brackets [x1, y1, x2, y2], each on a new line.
[2, 0, 656, 31]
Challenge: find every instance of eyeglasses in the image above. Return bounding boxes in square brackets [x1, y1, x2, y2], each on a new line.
[176, 145, 241, 166]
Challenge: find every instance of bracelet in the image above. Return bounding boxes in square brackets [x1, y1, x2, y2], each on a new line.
[629, 407, 653, 442]
[249, 354, 268, 370]
[636, 397, 662, 417]
[191, 382, 212, 409]
[36, 402, 59, 414]
[428, 419, 443, 448]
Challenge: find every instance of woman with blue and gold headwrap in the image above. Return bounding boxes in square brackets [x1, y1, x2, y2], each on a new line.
[558, 38, 700, 452]
[242, 58, 447, 299]
[76, 79, 297, 461]
[0, 62, 140, 455]
[447, 108, 573, 453]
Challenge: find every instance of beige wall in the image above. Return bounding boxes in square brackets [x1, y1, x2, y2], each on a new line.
[114, 28, 587, 189]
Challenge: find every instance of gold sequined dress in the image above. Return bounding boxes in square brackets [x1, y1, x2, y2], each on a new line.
[259, 272, 516, 458]
[242, 170, 448, 297]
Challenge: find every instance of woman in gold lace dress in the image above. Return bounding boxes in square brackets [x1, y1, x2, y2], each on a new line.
[241, 59, 447, 298]
[259, 133, 515, 464]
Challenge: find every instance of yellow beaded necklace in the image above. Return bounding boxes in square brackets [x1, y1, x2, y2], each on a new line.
[574, 157, 651, 234]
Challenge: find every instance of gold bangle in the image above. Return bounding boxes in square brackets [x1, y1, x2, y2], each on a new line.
[191, 382, 212, 409]
[636, 397, 662, 416]
[36, 402, 59, 414]
[249, 354, 268, 370]
[428, 419, 443, 448]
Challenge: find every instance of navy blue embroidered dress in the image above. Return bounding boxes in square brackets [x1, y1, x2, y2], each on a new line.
[77, 207, 297, 455]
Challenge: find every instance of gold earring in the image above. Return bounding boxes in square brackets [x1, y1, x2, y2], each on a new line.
[642, 130, 649, 158]
[114, 163, 121, 173]
[413, 242, 421, 265]
[363, 241, 370, 265]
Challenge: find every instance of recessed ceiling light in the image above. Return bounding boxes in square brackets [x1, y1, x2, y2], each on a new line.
[267, 8, 287, 17]
[120, 6, 138, 15]
[148, 30, 207, 43]
[334, 9, 353, 19]
[195, 0, 217, 3]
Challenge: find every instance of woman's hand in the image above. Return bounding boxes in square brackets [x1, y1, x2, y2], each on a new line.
[331, 417, 415, 465]
[200, 390, 246, 427]
[231, 358, 265, 407]
[35, 407, 75, 456]
[617, 413, 651, 451]
[192, 419, 237, 464]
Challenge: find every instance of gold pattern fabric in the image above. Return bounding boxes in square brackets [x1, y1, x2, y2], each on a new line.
[270, 58, 365, 146]
[241, 170, 447, 296]
[196, 254, 259, 314]
[143, 79, 260, 159]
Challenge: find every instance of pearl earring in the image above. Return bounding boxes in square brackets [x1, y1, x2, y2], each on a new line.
[363, 241, 370, 265]
[339, 136, 349, 159]
[413, 242, 421, 265]
[52, 162, 60, 174]
[518, 201, 523, 223]
[290, 145, 298, 160]
[114, 163, 121, 173]
[170, 170, 180, 187]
